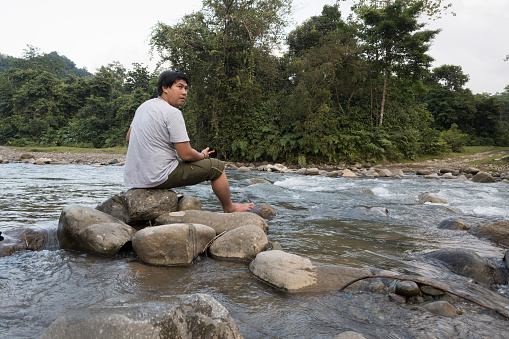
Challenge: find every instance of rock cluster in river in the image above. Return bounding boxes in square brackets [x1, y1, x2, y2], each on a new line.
[2, 146, 509, 183]
[234, 162, 509, 183]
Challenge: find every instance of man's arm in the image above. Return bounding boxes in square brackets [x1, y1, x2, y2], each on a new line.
[174, 142, 209, 162]
[126, 127, 131, 143]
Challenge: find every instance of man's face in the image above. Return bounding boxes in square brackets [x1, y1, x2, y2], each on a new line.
[163, 79, 188, 107]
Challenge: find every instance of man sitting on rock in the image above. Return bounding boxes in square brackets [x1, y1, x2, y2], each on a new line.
[124, 70, 253, 213]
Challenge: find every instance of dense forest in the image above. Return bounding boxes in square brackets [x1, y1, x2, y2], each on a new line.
[1, 0, 508, 165]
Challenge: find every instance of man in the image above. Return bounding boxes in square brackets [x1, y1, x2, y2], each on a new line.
[124, 70, 253, 213]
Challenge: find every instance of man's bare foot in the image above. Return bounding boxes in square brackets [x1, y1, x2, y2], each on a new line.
[224, 202, 254, 213]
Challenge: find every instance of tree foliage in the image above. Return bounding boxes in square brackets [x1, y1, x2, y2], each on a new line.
[0, 0, 506, 161]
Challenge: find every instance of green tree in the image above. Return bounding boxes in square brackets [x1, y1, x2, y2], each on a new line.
[357, 0, 439, 125]
[150, 0, 291, 159]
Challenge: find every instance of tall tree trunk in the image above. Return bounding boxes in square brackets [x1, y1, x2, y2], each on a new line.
[379, 62, 388, 126]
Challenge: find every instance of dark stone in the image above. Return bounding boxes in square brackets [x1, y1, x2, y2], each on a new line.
[425, 248, 507, 285]
[438, 219, 471, 231]
[96, 188, 178, 224]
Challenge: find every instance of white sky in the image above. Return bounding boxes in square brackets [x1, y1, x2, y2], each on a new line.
[1, 0, 508, 94]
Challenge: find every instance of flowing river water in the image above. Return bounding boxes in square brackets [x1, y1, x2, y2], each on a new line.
[1, 163, 509, 338]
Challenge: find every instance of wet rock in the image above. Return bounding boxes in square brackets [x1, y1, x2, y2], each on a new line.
[504, 251, 509, 269]
[457, 174, 468, 180]
[462, 167, 480, 175]
[416, 169, 432, 175]
[177, 195, 202, 211]
[362, 206, 389, 217]
[20, 153, 34, 160]
[96, 188, 178, 224]
[391, 169, 405, 177]
[306, 168, 320, 175]
[470, 221, 509, 247]
[364, 169, 379, 178]
[417, 192, 448, 204]
[326, 170, 342, 178]
[425, 248, 507, 286]
[250, 203, 277, 219]
[442, 172, 454, 179]
[58, 205, 136, 255]
[41, 294, 243, 339]
[438, 219, 471, 231]
[251, 178, 273, 185]
[132, 223, 215, 266]
[395, 281, 420, 297]
[155, 210, 268, 235]
[342, 169, 357, 178]
[440, 168, 456, 174]
[425, 173, 440, 179]
[209, 225, 269, 262]
[378, 169, 393, 177]
[388, 293, 406, 303]
[249, 250, 372, 293]
[472, 171, 496, 183]
[35, 157, 51, 165]
[419, 282, 448, 297]
[422, 301, 457, 316]
[79, 223, 136, 256]
[237, 166, 251, 172]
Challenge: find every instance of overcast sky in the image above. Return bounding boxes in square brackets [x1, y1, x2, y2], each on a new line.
[1, 0, 508, 94]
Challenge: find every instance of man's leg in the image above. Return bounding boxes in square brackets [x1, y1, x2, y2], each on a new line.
[211, 169, 254, 213]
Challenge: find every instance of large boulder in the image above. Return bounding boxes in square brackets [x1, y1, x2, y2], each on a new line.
[249, 250, 371, 293]
[470, 221, 509, 247]
[154, 210, 268, 235]
[96, 188, 178, 224]
[424, 248, 507, 286]
[209, 225, 269, 262]
[132, 223, 215, 266]
[57, 205, 136, 255]
[41, 294, 243, 339]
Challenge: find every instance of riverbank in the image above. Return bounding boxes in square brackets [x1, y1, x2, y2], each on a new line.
[1, 145, 509, 173]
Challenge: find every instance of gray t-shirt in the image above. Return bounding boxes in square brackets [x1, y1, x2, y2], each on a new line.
[124, 98, 190, 188]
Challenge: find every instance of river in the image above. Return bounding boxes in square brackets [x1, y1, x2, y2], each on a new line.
[1, 163, 508, 338]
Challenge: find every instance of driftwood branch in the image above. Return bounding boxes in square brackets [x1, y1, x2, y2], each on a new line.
[337, 275, 509, 320]
[202, 231, 226, 255]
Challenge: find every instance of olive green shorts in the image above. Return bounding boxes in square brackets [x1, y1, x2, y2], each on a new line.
[155, 158, 224, 189]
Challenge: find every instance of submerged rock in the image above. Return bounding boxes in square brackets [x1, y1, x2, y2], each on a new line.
[425, 248, 507, 286]
[41, 294, 243, 339]
[437, 219, 471, 231]
[0, 228, 58, 257]
[417, 192, 448, 204]
[470, 221, 509, 247]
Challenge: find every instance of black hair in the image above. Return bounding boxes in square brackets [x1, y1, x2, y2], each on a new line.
[157, 71, 189, 96]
